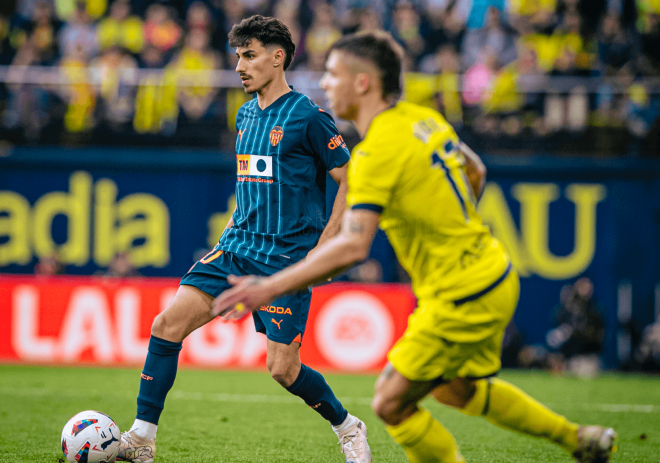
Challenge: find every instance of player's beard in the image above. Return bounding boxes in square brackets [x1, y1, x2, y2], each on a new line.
[243, 76, 273, 95]
[336, 102, 359, 121]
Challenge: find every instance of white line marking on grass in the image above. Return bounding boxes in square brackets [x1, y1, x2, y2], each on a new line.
[0, 387, 657, 412]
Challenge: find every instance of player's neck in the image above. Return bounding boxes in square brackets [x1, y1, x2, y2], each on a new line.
[256, 74, 291, 110]
[354, 96, 393, 138]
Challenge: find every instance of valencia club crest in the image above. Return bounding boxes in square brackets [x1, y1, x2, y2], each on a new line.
[270, 126, 283, 146]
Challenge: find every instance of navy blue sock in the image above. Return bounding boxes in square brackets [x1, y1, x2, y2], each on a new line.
[286, 364, 348, 426]
[136, 335, 183, 425]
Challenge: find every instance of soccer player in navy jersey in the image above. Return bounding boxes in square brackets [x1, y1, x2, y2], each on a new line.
[117, 15, 371, 463]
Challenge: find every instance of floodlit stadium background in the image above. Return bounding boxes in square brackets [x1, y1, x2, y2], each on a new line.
[0, 0, 659, 375]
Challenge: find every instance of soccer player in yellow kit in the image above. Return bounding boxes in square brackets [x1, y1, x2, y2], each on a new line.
[211, 31, 617, 463]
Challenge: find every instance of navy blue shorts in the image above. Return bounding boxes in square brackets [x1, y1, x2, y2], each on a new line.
[180, 250, 311, 344]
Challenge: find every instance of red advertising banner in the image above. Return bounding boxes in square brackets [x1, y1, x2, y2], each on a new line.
[0, 275, 415, 372]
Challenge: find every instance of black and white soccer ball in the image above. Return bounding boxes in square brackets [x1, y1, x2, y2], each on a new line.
[61, 410, 120, 463]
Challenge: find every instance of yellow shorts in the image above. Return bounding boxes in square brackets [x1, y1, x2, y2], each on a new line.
[388, 269, 520, 382]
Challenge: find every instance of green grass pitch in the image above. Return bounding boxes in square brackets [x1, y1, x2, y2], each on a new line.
[0, 365, 659, 462]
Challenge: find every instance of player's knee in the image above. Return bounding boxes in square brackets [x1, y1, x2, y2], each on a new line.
[268, 362, 298, 387]
[452, 378, 478, 409]
[457, 379, 489, 416]
[151, 312, 185, 342]
[372, 393, 407, 426]
[431, 377, 477, 409]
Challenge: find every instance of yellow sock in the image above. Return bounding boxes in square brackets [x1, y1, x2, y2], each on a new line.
[387, 408, 464, 463]
[460, 378, 578, 452]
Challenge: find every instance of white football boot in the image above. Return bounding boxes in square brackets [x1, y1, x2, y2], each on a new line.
[116, 430, 156, 463]
[337, 418, 372, 463]
[572, 426, 618, 463]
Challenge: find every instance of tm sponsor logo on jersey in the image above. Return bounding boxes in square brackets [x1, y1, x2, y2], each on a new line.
[236, 154, 274, 183]
[328, 134, 347, 150]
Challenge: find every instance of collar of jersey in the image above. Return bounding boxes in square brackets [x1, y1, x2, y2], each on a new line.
[254, 88, 297, 118]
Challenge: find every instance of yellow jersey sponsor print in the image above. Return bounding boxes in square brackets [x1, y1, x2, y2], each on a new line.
[347, 102, 509, 302]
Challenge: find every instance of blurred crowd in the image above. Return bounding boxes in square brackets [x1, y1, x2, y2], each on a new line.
[0, 0, 659, 151]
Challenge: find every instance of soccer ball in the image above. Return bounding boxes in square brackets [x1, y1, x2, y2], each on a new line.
[61, 410, 120, 463]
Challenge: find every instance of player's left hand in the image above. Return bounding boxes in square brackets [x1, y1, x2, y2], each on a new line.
[210, 275, 273, 320]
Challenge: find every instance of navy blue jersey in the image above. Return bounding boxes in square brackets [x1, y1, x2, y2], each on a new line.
[217, 90, 350, 268]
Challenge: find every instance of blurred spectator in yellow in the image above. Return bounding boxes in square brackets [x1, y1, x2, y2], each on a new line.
[553, 11, 590, 72]
[481, 55, 524, 132]
[133, 40, 175, 134]
[60, 42, 96, 132]
[0, 14, 12, 64]
[143, 3, 181, 54]
[34, 252, 65, 275]
[294, 2, 341, 71]
[23, 1, 62, 64]
[91, 45, 137, 126]
[409, 45, 462, 123]
[509, 0, 556, 32]
[391, 1, 425, 65]
[55, 0, 106, 22]
[59, 3, 97, 60]
[97, 0, 144, 54]
[308, 3, 341, 52]
[170, 28, 221, 121]
[514, 44, 547, 134]
[626, 82, 660, 141]
[636, 0, 660, 33]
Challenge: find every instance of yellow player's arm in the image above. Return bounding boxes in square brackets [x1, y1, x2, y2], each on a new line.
[210, 209, 380, 317]
[272, 208, 377, 289]
[459, 142, 486, 201]
[309, 162, 348, 253]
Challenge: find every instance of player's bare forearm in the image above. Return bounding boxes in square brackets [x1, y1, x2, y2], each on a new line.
[315, 181, 347, 248]
[225, 214, 235, 230]
[268, 209, 376, 291]
[311, 164, 348, 251]
[211, 210, 380, 318]
[460, 142, 486, 200]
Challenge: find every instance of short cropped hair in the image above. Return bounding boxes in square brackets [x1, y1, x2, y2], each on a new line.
[328, 31, 404, 101]
[228, 15, 296, 71]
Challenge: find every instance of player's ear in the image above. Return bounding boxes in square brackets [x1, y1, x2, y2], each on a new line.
[354, 72, 370, 96]
[272, 48, 286, 68]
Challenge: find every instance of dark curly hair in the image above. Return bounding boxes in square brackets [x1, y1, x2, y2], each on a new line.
[228, 15, 296, 71]
[328, 31, 404, 102]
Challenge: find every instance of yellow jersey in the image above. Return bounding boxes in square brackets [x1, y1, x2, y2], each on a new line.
[347, 102, 510, 302]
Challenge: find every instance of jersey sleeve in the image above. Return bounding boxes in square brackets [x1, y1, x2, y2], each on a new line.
[235, 104, 245, 132]
[305, 109, 351, 171]
[346, 140, 407, 212]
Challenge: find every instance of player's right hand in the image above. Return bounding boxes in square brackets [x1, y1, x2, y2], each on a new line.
[211, 275, 273, 320]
